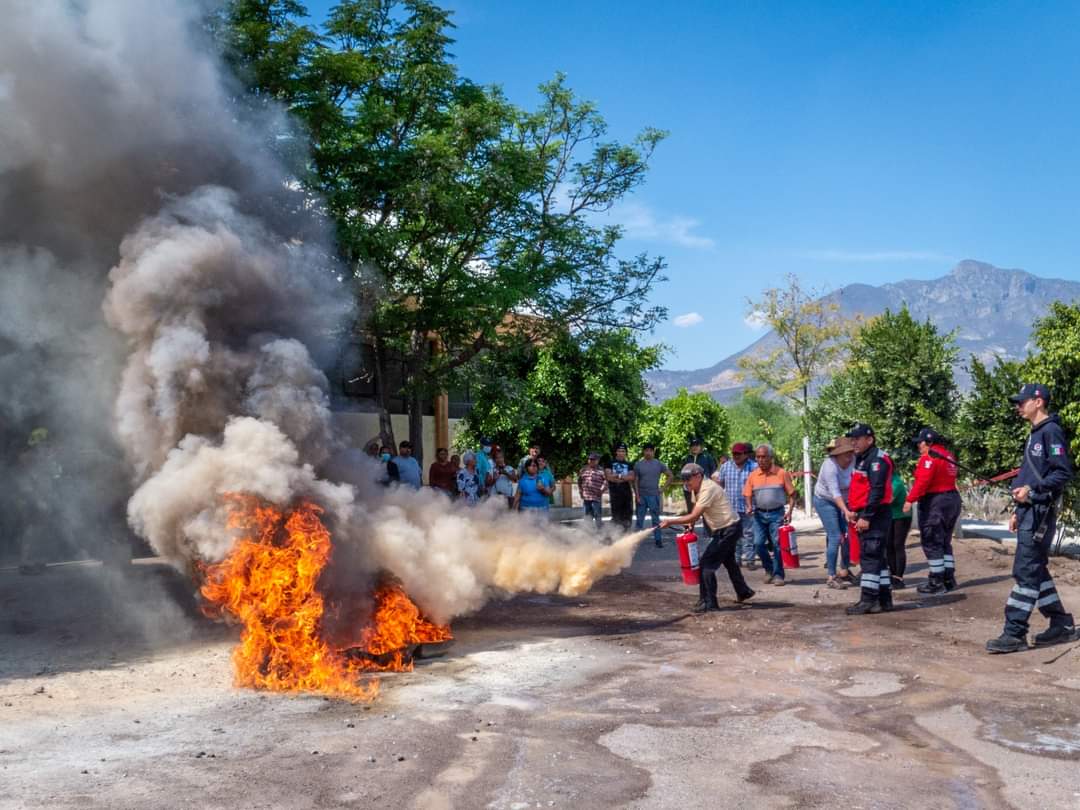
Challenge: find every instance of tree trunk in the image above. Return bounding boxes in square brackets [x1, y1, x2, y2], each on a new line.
[405, 331, 429, 467]
[372, 333, 396, 450]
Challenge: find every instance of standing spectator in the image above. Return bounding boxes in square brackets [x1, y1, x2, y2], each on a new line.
[518, 443, 541, 476]
[393, 440, 422, 488]
[660, 463, 755, 612]
[814, 438, 856, 589]
[475, 439, 495, 497]
[536, 455, 556, 494]
[633, 443, 671, 548]
[605, 444, 636, 532]
[743, 444, 796, 586]
[681, 437, 718, 526]
[364, 440, 381, 459]
[378, 445, 399, 486]
[491, 449, 517, 507]
[428, 447, 458, 496]
[578, 452, 607, 530]
[514, 458, 551, 514]
[888, 466, 911, 589]
[456, 451, 483, 505]
[715, 442, 757, 567]
[450, 453, 461, 471]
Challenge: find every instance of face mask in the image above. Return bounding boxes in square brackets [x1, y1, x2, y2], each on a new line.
[482, 446, 491, 454]
[381, 453, 391, 462]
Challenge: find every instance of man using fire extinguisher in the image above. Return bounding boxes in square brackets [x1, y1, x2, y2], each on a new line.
[901, 427, 961, 594]
[844, 423, 894, 615]
[660, 463, 755, 612]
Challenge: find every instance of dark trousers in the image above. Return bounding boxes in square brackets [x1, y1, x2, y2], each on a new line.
[609, 485, 633, 531]
[857, 512, 892, 601]
[887, 516, 911, 578]
[918, 491, 961, 577]
[699, 522, 754, 605]
[1003, 505, 1073, 637]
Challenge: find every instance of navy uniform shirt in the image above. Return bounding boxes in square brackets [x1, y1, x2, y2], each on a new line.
[1015, 414, 1073, 504]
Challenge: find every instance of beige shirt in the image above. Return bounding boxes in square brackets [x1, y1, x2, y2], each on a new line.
[693, 477, 739, 533]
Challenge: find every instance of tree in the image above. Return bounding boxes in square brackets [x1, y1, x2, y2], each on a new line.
[738, 275, 861, 418]
[951, 357, 1026, 477]
[806, 306, 958, 466]
[214, 2, 668, 461]
[725, 393, 802, 471]
[634, 389, 730, 473]
[460, 330, 662, 477]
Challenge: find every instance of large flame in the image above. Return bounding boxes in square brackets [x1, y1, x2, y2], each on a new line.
[200, 494, 450, 700]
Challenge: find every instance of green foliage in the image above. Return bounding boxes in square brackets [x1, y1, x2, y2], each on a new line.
[725, 394, 802, 472]
[807, 306, 958, 467]
[952, 357, 1026, 477]
[459, 331, 662, 478]
[738, 274, 862, 417]
[633, 389, 730, 471]
[214, 1, 669, 457]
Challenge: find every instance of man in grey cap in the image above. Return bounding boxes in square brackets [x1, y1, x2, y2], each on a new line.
[661, 462, 755, 612]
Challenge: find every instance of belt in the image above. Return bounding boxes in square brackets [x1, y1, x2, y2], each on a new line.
[757, 506, 784, 513]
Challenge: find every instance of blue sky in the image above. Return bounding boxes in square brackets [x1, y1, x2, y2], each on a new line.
[305, 1, 1080, 370]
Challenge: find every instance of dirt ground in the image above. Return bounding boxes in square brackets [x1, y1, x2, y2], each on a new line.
[3, 525, 1080, 810]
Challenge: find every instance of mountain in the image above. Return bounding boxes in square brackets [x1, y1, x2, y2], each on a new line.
[646, 260, 1080, 403]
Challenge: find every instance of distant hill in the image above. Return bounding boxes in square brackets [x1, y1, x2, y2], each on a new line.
[646, 260, 1080, 403]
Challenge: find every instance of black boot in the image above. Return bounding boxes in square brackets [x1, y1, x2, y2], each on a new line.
[1033, 622, 1079, 647]
[986, 633, 1027, 654]
[943, 571, 957, 591]
[878, 588, 894, 612]
[846, 591, 882, 615]
[693, 601, 720, 613]
[917, 573, 946, 595]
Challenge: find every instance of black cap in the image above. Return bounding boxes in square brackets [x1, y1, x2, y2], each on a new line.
[642, 442, 655, 450]
[479, 437, 492, 446]
[688, 436, 703, 446]
[614, 442, 628, 451]
[1009, 383, 1051, 404]
[845, 422, 875, 439]
[913, 427, 942, 445]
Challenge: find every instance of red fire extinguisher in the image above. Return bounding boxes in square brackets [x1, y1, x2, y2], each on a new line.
[676, 530, 701, 585]
[779, 524, 800, 568]
[848, 523, 861, 566]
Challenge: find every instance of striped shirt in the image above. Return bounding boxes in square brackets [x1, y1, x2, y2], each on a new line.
[716, 458, 756, 513]
[578, 466, 607, 501]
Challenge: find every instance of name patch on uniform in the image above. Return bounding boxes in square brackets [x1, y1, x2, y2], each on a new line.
[1031, 443, 1043, 457]
[1051, 444, 1065, 456]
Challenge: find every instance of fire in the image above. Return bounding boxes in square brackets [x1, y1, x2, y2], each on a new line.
[200, 494, 451, 700]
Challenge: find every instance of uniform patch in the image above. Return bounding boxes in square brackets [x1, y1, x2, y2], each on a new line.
[1032, 443, 1043, 456]
[923, 460, 933, 468]
[871, 462, 881, 471]
[1051, 444, 1065, 456]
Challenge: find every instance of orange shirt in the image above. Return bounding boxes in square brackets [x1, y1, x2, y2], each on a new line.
[742, 465, 795, 511]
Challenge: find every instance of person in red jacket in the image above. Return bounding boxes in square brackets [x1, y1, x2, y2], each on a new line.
[901, 427, 962, 594]
[845, 423, 895, 615]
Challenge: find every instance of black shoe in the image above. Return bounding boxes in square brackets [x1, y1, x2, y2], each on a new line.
[737, 589, 756, 603]
[943, 572, 958, 591]
[691, 599, 706, 611]
[1033, 624, 1079, 647]
[917, 574, 946, 595]
[846, 598, 882, 616]
[878, 590, 894, 612]
[693, 601, 721, 614]
[891, 576, 906, 590]
[986, 633, 1028, 654]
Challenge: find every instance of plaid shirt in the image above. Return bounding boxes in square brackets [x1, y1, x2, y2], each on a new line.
[578, 466, 607, 501]
[717, 458, 756, 513]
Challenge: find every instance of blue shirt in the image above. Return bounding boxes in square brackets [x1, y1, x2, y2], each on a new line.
[717, 458, 756, 513]
[394, 455, 422, 488]
[517, 475, 549, 509]
[538, 468, 555, 491]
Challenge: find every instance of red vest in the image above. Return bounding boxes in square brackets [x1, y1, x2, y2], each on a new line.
[848, 450, 894, 510]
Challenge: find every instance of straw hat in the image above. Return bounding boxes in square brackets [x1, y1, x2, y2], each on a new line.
[829, 437, 855, 456]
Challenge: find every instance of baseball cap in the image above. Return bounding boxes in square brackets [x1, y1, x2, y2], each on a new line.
[1008, 383, 1051, 404]
[731, 442, 752, 454]
[688, 436, 703, 446]
[587, 451, 600, 460]
[912, 427, 943, 445]
[479, 437, 492, 446]
[680, 462, 704, 480]
[614, 442, 628, 451]
[845, 423, 875, 439]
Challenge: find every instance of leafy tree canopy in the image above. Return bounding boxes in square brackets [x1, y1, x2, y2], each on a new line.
[807, 306, 958, 468]
[633, 389, 730, 472]
[725, 393, 802, 472]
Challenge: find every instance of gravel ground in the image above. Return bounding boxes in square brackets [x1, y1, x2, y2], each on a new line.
[2, 527, 1080, 809]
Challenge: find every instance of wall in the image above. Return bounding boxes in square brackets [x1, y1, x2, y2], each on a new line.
[332, 412, 464, 482]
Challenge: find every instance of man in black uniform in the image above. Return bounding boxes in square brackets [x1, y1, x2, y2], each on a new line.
[844, 423, 895, 615]
[986, 384, 1079, 653]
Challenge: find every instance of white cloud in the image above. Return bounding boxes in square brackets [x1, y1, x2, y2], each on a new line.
[613, 202, 715, 250]
[673, 312, 704, 328]
[744, 311, 768, 330]
[796, 249, 952, 263]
